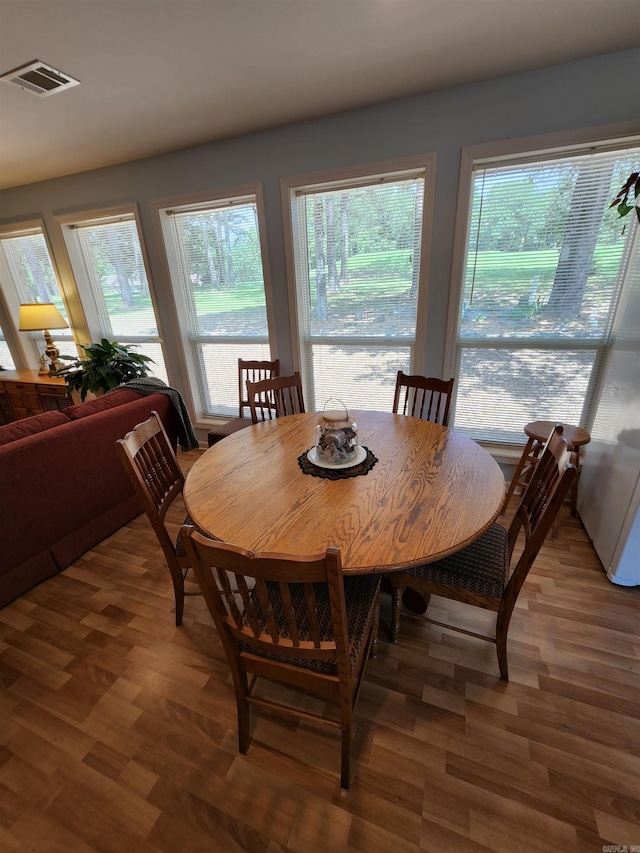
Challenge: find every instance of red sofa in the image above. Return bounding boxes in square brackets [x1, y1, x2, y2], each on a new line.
[0, 389, 180, 608]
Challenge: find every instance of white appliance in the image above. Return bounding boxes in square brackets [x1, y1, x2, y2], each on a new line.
[578, 230, 640, 586]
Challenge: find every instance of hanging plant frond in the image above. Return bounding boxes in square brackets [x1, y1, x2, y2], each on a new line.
[610, 171, 640, 223]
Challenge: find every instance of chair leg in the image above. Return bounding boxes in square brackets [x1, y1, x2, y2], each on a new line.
[569, 445, 582, 517]
[168, 566, 185, 627]
[236, 691, 251, 754]
[370, 598, 380, 659]
[390, 582, 403, 643]
[495, 604, 513, 682]
[340, 714, 352, 790]
[496, 636, 509, 682]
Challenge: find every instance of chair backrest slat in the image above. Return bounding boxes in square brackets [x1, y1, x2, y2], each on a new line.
[527, 450, 561, 529]
[183, 533, 346, 662]
[250, 384, 277, 422]
[278, 582, 300, 646]
[116, 411, 184, 530]
[217, 568, 245, 628]
[140, 435, 174, 505]
[302, 583, 322, 648]
[238, 358, 280, 418]
[392, 371, 454, 426]
[506, 424, 577, 598]
[254, 578, 281, 643]
[247, 372, 305, 424]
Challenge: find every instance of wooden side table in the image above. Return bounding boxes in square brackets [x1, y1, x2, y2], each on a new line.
[503, 420, 591, 520]
[0, 369, 72, 423]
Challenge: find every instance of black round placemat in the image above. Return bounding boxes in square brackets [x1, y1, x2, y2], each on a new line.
[298, 446, 378, 479]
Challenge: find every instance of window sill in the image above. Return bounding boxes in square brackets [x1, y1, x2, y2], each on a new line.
[194, 415, 235, 430]
[479, 442, 525, 466]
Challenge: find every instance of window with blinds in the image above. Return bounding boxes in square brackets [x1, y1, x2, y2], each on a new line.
[161, 195, 271, 417]
[70, 214, 168, 382]
[0, 227, 75, 362]
[289, 172, 425, 411]
[453, 146, 640, 445]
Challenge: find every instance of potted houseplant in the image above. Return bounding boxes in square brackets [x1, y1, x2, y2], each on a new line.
[56, 338, 154, 402]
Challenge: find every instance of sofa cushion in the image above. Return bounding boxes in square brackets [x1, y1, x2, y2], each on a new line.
[64, 389, 142, 420]
[0, 410, 70, 447]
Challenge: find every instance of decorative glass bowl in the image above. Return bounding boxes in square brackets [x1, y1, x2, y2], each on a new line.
[314, 401, 358, 464]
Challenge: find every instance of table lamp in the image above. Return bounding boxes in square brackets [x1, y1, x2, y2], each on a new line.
[18, 302, 69, 376]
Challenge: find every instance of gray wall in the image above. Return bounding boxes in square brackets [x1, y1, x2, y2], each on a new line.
[1, 48, 638, 391]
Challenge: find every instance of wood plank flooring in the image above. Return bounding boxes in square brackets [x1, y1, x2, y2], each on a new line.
[1, 448, 639, 852]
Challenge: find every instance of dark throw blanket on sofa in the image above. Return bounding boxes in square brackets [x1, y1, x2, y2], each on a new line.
[114, 378, 200, 451]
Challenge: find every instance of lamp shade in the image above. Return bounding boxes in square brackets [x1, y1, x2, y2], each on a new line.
[18, 302, 68, 331]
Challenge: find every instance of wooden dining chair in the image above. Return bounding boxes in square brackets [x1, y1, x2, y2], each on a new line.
[247, 371, 305, 423]
[182, 527, 381, 790]
[207, 358, 280, 446]
[116, 411, 200, 626]
[392, 371, 455, 426]
[501, 420, 591, 539]
[389, 424, 577, 681]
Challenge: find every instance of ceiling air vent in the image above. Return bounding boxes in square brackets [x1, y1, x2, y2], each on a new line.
[0, 61, 80, 97]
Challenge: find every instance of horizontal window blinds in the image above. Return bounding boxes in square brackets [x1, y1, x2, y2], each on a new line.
[294, 176, 424, 411]
[75, 217, 157, 338]
[454, 146, 640, 444]
[73, 216, 167, 383]
[0, 230, 71, 367]
[0, 231, 70, 329]
[169, 202, 268, 339]
[167, 199, 269, 417]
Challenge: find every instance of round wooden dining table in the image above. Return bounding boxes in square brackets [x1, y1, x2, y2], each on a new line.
[183, 410, 506, 575]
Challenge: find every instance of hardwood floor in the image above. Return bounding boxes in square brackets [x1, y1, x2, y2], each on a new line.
[1, 448, 638, 852]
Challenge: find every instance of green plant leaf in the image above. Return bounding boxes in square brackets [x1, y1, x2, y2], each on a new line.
[55, 339, 154, 398]
[611, 171, 640, 220]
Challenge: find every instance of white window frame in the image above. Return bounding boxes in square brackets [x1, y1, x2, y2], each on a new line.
[281, 154, 436, 407]
[0, 219, 75, 370]
[445, 121, 640, 450]
[55, 204, 169, 377]
[153, 183, 276, 421]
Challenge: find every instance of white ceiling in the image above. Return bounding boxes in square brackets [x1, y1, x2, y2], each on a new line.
[0, 0, 639, 192]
